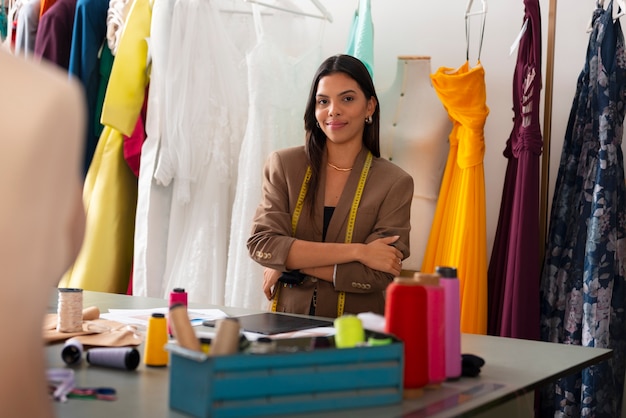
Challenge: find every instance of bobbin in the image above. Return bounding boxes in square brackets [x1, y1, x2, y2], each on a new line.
[57, 288, 84, 333]
[144, 312, 169, 367]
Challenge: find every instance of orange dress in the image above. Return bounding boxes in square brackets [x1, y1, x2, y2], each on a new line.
[421, 61, 489, 334]
[39, 0, 56, 18]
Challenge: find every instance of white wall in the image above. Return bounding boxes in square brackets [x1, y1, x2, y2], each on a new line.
[309, 0, 606, 261]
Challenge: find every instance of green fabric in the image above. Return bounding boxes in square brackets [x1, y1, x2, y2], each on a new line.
[345, 0, 374, 78]
[94, 45, 115, 138]
[0, 0, 7, 41]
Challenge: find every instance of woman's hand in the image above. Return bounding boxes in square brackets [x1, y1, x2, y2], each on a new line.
[263, 268, 282, 300]
[360, 235, 404, 276]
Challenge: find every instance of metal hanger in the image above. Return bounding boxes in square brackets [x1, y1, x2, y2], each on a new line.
[465, 0, 487, 61]
[465, 0, 487, 18]
[587, 0, 625, 33]
[243, 0, 333, 22]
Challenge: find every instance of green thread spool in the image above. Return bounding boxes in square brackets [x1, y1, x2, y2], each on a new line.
[367, 336, 393, 346]
[333, 315, 365, 348]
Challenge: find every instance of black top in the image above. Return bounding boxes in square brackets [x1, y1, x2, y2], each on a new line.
[323, 206, 335, 242]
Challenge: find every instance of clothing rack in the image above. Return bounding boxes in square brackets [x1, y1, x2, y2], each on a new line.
[243, 0, 333, 22]
[539, 0, 557, 258]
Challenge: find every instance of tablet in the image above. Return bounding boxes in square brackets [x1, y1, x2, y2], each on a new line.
[204, 313, 333, 335]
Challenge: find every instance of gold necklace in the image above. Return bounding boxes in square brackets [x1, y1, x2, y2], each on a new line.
[327, 162, 353, 172]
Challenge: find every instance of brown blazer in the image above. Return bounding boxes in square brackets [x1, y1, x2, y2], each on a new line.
[247, 146, 414, 318]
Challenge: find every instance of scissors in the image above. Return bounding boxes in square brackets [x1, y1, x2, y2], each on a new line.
[67, 387, 117, 401]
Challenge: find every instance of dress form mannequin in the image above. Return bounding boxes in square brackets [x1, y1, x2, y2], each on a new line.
[0, 48, 85, 418]
[379, 56, 450, 272]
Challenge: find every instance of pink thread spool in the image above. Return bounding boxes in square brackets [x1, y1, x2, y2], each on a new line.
[384, 277, 429, 398]
[413, 273, 446, 386]
[436, 266, 462, 380]
[168, 288, 188, 335]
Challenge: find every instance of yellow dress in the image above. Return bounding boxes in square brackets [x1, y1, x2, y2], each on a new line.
[421, 61, 489, 334]
[59, 0, 151, 293]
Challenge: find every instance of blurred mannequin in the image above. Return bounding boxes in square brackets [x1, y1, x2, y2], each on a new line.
[0, 48, 85, 417]
[379, 56, 451, 271]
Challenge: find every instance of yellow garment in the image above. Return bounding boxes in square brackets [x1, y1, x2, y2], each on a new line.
[100, 0, 152, 136]
[421, 61, 489, 335]
[60, 0, 151, 293]
[59, 127, 137, 293]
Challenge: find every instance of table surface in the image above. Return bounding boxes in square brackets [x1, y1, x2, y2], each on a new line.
[47, 291, 612, 418]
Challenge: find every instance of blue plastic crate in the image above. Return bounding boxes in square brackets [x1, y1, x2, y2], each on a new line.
[167, 336, 403, 417]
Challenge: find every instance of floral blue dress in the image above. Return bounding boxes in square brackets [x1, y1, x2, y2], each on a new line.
[540, 2, 626, 417]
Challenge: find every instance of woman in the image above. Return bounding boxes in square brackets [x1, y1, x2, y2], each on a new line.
[0, 47, 86, 418]
[247, 54, 413, 318]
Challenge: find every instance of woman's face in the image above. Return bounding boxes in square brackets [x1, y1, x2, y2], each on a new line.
[314, 72, 376, 146]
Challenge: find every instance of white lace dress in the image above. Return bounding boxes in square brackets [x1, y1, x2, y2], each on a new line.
[130, 0, 175, 299]
[135, 0, 247, 304]
[225, 5, 325, 310]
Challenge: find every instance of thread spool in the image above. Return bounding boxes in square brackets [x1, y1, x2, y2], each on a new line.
[211, 318, 240, 356]
[168, 288, 188, 335]
[385, 277, 429, 398]
[57, 288, 84, 333]
[169, 303, 201, 352]
[333, 315, 365, 348]
[199, 338, 212, 354]
[436, 266, 462, 380]
[144, 313, 169, 366]
[86, 347, 140, 371]
[61, 338, 83, 365]
[413, 272, 446, 386]
[169, 288, 188, 306]
[367, 336, 393, 346]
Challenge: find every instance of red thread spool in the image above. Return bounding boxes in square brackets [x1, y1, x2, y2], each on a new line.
[169, 287, 188, 306]
[385, 277, 429, 397]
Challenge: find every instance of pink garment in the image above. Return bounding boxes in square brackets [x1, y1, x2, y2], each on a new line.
[123, 86, 148, 177]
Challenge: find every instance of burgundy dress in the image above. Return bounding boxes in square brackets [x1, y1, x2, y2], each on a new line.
[33, 0, 76, 70]
[487, 0, 543, 340]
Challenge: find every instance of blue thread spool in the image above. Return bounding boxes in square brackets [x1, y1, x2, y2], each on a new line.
[86, 347, 140, 371]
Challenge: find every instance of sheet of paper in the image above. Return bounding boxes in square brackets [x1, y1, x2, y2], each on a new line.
[196, 326, 335, 342]
[102, 308, 229, 328]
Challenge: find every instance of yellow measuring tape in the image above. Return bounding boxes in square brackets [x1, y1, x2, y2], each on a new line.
[271, 152, 373, 317]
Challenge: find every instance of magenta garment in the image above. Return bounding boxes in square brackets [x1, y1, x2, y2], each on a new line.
[33, 0, 77, 70]
[487, 0, 543, 340]
[123, 87, 149, 178]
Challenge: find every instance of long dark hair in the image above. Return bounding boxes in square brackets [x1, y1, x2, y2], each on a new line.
[302, 54, 380, 217]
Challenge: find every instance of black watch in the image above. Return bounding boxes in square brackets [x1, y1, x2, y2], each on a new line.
[278, 270, 306, 285]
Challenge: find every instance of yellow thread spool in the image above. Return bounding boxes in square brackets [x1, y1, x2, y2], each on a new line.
[144, 313, 169, 367]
